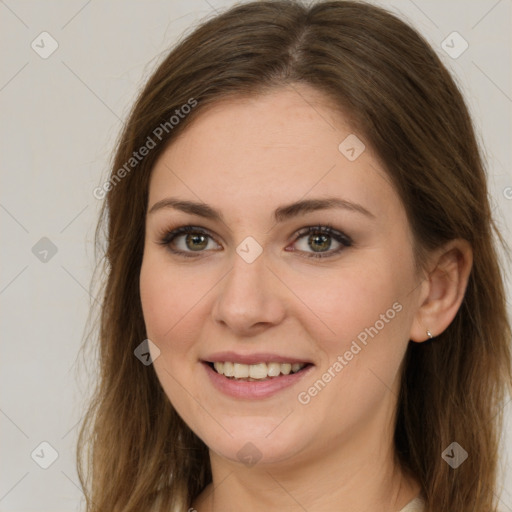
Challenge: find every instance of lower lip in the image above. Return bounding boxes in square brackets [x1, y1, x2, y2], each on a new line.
[202, 362, 314, 399]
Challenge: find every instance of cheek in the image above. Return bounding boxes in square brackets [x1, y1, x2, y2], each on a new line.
[140, 254, 207, 426]
[289, 253, 416, 422]
[293, 272, 412, 440]
[139, 253, 192, 349]
[139, 251, 220, 370]
[289, 258, 412, 349]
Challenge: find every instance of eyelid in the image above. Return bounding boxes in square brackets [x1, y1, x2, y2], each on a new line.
[157, 224, 352, 259]
[289, 224, 352, 259]
[156, 225, 221, 258]
[293, 224, 352, 246]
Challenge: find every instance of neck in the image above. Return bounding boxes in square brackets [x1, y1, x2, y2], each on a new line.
[192, 419, 421, 512]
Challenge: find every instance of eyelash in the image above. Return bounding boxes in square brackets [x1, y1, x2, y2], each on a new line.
[157, 224, 353, 259]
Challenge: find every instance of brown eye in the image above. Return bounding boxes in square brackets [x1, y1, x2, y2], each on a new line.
[183, 232, 209, 251]
[291, 225, 352, 259]
[159, 226, 221, 257]
[307, 233, 331, 252]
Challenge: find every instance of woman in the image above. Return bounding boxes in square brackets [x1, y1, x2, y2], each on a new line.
[77, 1, 512, 511]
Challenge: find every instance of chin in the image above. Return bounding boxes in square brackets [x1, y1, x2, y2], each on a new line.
[198, 416, 312, 467]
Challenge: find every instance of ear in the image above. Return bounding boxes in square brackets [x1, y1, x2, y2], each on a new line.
[409, 239, 473, 342]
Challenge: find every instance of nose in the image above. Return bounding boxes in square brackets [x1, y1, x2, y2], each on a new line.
[211, 249, 287, 336]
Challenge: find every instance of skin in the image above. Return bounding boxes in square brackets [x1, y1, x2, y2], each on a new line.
[139, 84, 473, 511]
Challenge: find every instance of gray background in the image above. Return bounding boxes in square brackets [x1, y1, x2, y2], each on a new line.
[1, 0, 511, 510]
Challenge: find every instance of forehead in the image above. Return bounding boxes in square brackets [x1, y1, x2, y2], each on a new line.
[148, 86, 399, 222]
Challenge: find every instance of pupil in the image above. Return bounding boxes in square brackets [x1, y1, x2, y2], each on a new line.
[186, 233, 207, 251]
[309, 234, 330, 252]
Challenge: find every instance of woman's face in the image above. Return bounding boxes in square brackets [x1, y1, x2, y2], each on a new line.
[140, 85, 424, 468]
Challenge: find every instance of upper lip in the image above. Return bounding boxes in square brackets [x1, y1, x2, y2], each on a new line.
[203, 351, 313, 365]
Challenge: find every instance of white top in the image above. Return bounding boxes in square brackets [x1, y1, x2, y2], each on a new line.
[182, 494, 426, 512]
[398, 496, 426, 512]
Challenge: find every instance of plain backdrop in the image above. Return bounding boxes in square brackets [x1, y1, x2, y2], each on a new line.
[1, 0, 511, 510]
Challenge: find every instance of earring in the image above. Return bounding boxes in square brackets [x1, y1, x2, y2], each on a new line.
[426, 329, 433, 339]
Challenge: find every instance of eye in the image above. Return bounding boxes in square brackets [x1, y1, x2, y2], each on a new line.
[289, 224, 352, 259]
[157, 226, 221, 258]
[157, 224, 352, 259]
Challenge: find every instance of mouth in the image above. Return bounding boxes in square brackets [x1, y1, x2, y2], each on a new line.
[205, 360, 313, 382]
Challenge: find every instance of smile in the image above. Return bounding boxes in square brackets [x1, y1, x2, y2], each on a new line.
[202, 358, 314, 399]
[209, 361, 309, 380]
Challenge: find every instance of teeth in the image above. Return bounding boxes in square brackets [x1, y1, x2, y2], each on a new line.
[249, 363, 267, 379]
[211, 361, 307, 379]
[267, 362, 281, 377]
[280, 363, 292, 375]
[233, 363, 249, 378]
[223, 361, 234, 377]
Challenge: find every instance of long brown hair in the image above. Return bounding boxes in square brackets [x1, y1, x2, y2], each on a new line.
[77, 1, 512, 510]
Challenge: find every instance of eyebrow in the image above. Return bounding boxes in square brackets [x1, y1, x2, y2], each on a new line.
[148, 196, 375, 222]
